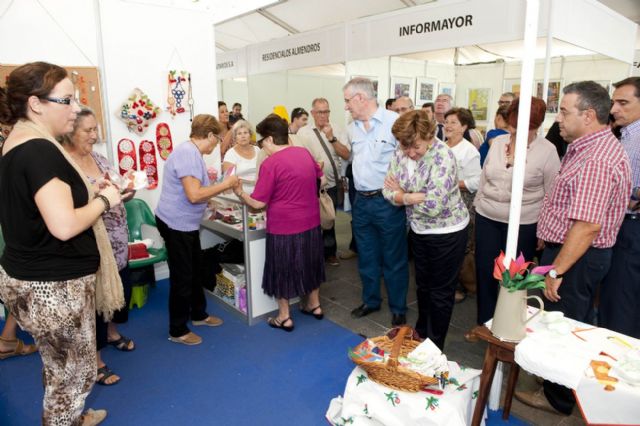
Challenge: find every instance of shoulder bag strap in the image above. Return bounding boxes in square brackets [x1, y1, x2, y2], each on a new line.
[313, 128, 340, 183]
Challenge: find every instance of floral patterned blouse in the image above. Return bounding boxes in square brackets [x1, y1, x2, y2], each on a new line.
[89, 152, 129, 270]
[383, 140, 469, 234]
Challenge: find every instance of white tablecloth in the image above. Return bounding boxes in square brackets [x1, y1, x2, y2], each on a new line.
[513, 311, 640, 424]
[326, 362, 485, 426]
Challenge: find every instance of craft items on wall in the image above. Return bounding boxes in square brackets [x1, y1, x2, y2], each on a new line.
[167, 70, 191, 117]
[188, 73, 194, 121]
[139, 140, 159, 189]
[118, 88, 161, 135]
[156, 123, 173, 160]
[117, 138, 138, 176]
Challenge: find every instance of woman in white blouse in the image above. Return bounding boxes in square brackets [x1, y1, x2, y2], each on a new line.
[222, 120, 260, 191]
[443, 108, 481, 303]
[466, 97, 560, 342]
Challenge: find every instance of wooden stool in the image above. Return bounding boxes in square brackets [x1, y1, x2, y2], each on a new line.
[471, 325, 520, 426]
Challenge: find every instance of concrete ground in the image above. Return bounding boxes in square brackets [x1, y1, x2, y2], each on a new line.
[322, 211, 587, 426]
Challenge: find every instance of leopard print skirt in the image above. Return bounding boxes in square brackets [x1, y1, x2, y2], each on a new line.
[0, 265, 97, 426]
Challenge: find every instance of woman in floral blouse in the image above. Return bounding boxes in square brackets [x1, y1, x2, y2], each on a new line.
[383, 110, 469, 350]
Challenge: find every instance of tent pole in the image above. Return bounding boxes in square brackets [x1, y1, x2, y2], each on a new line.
[542, 0, 554, 107]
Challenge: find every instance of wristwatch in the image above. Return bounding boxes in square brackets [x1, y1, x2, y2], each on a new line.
[329, 136, 337, 143]
[548, 269, 564, 279]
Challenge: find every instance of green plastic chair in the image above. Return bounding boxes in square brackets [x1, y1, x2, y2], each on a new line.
[124, 199, 168, 308]
[124, 198, 168, 267]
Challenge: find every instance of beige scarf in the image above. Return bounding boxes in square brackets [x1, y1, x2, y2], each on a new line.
[13, 119, 124, 320]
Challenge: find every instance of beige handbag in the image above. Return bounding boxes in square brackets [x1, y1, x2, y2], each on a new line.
[319, 188, 336, 230]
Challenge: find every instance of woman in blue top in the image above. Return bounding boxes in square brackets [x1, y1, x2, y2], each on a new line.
[156, 114, 238, 346]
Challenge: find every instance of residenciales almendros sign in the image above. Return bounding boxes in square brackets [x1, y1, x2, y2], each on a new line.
[261, 42, 321, 62]
[399, 15, 473, 37]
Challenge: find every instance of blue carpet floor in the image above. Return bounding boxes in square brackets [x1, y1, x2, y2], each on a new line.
[0, 279, 529, 425]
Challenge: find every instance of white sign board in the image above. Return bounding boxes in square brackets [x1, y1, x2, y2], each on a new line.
[246, 25, 345, 75]
[216, 48, 247, 79]
[346, 0, 528, 60]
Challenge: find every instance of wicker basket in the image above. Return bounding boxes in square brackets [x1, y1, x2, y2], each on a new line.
[350, 326, 446, 392]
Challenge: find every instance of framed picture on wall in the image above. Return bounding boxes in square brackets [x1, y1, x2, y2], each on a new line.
[415, 77, 438, 104]
[350, 75, 379, 97]
[390, 76, 414, 100]
[503, 79, 522, 98]
[439, 82, 456, 101]
[536, 80, 562, 113]
[468, 88, 491, 121]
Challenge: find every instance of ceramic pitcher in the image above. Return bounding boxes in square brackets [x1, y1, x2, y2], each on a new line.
[491, 286, 544, 342]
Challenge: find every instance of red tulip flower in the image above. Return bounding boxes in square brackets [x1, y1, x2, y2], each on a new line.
[493, 251, 554, 292]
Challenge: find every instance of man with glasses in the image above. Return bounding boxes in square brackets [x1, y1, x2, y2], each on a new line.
[498, 92, 515, 108]
[342, 77, 408, 327]
[393, 96, 414, 115]
[298, 98, 349, 266]
[599, 77, 640, 339]
[515, 81, 631, 416]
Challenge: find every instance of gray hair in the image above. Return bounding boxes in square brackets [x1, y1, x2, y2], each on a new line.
[60, 105, 96, 145]
[311, 97, 329, 109]
[231, 119, 254, 141]
[563, 81, 611, 124]
[343, 77, 376, 100]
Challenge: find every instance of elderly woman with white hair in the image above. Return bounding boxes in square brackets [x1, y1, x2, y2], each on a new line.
[222, 119, 260, 191]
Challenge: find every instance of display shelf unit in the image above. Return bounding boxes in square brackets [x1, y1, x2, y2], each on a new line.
[200, 194, 275, 325]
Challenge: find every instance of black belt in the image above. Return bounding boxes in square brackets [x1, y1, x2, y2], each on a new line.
[357, 189, 383, 198]
[625, 213, 638, 220]
[544, 241, 562, 248]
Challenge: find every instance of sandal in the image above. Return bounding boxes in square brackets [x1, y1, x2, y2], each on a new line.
[81, 408, 107, 426]
[267, 317, 294, 332]
[96, 366, 120, 386]
[0, 337, 38, 360]
[300, 305, 324, 320]
[107, 335, 135, 352]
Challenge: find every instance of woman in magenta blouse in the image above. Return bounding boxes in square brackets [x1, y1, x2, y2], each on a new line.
[234, 114, 325, 332]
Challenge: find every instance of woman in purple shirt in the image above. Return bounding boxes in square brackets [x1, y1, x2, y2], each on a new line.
[233, 115, 325, 332]
[155, 114, 238, 346]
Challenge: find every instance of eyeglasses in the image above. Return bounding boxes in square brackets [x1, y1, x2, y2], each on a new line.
[40, 96, 78, 106]
[498, 100, 511, 106]
[344, 93, 360, 104]
[314, 110, 330, 115]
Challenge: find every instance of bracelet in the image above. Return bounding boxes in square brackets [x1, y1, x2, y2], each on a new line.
[95, 194, 110, 212]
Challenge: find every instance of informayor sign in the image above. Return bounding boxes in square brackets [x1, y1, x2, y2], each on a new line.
[399, 15, 473, 37]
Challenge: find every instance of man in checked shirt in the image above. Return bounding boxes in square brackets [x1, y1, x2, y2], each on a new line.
[599, 77, 640, 339]
[515, 81, 631, 415]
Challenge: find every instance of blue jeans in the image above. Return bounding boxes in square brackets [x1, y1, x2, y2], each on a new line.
[352, 193, 408, 314]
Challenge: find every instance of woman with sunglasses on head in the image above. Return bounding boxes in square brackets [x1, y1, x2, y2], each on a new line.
[155, 114, 238, 346]
[0, 61, 123, 425]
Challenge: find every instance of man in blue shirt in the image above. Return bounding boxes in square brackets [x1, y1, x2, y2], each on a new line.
[343, 77, 408, 327]
[599, 76, 640, 338]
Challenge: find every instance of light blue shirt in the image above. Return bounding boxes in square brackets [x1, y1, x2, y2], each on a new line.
[348, 107, 399, 191]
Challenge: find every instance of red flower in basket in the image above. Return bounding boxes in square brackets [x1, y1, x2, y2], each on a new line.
[493, 251, 554, 292]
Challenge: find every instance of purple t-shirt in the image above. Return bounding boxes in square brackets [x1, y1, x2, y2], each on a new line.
[156, 141, 209, 231]
[252, 146, 322, 235]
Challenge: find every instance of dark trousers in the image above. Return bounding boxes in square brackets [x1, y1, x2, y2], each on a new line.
[541, 244, 612, 415]
[474, 213, 538, 325]
[323, 186, 338, 258]
[599, 216, 640, 338]
[353, 193, 408, 314]
[411, 227, 467, 350]
[346, 164, 357, 253]
[96, 266, 132, 351]
[156, 216, 208, 338]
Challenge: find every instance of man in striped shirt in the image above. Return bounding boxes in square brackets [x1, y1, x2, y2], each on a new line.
[515, 81, 631, 416]
[599, 77, 640, 339]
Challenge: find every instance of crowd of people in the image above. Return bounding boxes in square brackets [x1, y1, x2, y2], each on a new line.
[1, 60, 639, 423]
